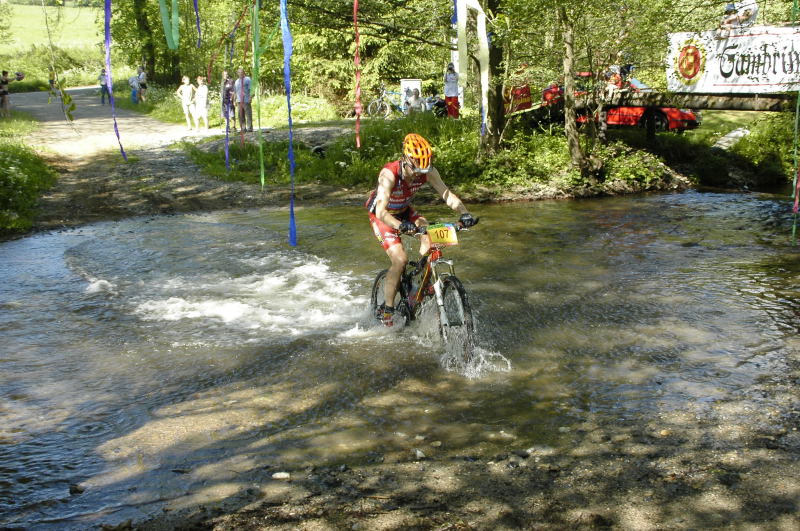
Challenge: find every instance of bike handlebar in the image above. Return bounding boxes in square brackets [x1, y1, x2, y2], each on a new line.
[411, 218, 480, 235]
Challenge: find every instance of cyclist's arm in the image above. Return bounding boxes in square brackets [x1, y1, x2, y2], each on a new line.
[427, 167, 468, 215]
[374, 169, 402, 229]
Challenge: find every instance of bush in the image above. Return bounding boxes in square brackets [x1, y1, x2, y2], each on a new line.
[187, 112, 481, 188]
[733, 112, 793, 182]
[481, 130, 572, 187]
[0, 113, 56, 232]
[595, 141, 675, 191]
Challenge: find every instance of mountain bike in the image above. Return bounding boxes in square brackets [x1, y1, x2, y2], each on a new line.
[367, 84, 405, 118]
[369, 220, 477, 365]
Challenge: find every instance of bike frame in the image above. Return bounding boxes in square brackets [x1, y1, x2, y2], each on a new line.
[404, 243, 456, 319]
[378, 85, 403, 111]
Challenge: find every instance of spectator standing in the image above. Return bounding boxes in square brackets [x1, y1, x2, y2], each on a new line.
[137, 66, 148, 103]
[234, 67, 253, 132]
[444, 62, 459, 118]
[405, 88, 424, 114]
[220, 70, 237, 131]
[0, 71, 15, 118]
[99, 68, 110, 105]
[128, 74, 140, 104]
[175, 75, 195, 129]
[193, 76, 209, 130]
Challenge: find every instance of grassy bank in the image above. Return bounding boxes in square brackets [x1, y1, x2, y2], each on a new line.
[185, 112, 686, 198]
[0, 112, 57, 233]
[3, 3, 109, 91]
[185, 108, 793, 198]
[113, 82, 341, 130]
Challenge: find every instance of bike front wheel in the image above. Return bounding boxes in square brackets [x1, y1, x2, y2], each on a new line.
[367, 99, 390, 119]
[437, 276, 475, 365]
[370, 269, 409, 324]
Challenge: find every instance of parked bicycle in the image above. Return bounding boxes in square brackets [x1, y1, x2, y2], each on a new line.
[370, 220, 478, 365]
[367, 84, 405, 118]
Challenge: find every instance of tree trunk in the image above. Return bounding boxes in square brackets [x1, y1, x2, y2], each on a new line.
[132, 0, 155, 80]
[557, 7, 588, 176]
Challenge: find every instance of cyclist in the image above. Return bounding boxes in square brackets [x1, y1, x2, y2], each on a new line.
[366, 133, 476, 326]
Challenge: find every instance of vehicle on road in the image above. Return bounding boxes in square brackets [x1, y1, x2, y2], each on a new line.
[542, 73, 701, 132]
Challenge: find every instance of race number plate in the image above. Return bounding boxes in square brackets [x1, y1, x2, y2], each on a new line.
[427, 223, 458, 246]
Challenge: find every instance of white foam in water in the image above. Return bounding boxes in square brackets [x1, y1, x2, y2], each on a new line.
[453, 347, 512, 379]
[84, 277, 117, 296]
[132, 251, 368, 338]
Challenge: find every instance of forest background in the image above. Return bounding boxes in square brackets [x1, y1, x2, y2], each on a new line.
[0, 0, 798, 232]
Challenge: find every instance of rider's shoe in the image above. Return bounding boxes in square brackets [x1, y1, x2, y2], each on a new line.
[377, 304, 395, 327]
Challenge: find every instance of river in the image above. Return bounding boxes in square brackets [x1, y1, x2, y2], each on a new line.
[1, 190, 798, 528]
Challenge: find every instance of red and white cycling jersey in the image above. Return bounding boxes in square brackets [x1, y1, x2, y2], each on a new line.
[365, 160, 428, 214]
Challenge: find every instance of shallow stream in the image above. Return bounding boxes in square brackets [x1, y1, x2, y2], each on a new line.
[1, 191, 799, 527]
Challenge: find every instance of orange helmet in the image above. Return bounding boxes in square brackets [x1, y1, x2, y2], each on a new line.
[402, 133, 433, 173]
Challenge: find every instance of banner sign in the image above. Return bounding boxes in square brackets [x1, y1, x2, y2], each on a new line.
[503, 85, 532, 114]
[667, 26, 800, 93]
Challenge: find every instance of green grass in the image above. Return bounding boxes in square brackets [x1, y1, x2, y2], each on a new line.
[0, 5, 105, 91]
[0, 111, 57, 233]
[8, 5, 101, 51]
[114, 83, 342, 130]
[682, 110, 768, 146]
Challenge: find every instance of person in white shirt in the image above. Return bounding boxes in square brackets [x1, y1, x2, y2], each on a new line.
[405, 88, 424, 114]
[192, 76, 209, 130]
[444, 63, 459, 118]
[233, 68, 253, 132]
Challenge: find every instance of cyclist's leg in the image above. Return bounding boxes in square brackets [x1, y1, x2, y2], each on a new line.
[369, 213, 407, 308]
[384, 244, 407, 307]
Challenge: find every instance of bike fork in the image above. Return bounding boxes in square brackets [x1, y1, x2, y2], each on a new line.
[433, 279, 449, 340]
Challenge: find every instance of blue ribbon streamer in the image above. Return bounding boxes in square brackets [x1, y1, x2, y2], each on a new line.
[280, 0, 297, 247]
[224, 101, 230, 170]
[104, 0, 126, 161]
[193, 0, 202, 48]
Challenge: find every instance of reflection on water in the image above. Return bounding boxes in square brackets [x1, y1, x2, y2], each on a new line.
[1, 190, 798, 527]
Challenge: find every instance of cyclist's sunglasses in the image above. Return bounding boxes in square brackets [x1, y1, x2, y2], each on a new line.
[404, 154, 432, 174]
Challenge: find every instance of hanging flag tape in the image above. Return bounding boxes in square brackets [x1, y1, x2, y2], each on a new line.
[193, 0, 202, 48]
[281, 0, 297, 247]
[353, 0, 362, 148]
[104, 0, 126, 161]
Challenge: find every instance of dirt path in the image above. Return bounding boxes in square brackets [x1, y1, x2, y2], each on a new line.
[13, 87, 359, 233]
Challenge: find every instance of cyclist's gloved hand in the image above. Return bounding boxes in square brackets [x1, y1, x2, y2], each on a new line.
[459, 212, 477, 228]
[398, 220, 417, 234]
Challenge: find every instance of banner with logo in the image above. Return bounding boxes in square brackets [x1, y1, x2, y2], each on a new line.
[503, 85, 532, 114]
[667, 25, 800, 93]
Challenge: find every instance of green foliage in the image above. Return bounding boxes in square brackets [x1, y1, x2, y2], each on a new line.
[0, 113, 57, 232]
[733, 112, 795, 181]
[481, 129, 572, 186]
[187, 113, 480, 188]
[594, 141, 671, 189]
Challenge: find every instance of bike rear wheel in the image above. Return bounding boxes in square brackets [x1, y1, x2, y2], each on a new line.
[367, 99, 390, 119]
[437, 276, 475, 365]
